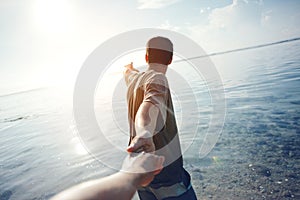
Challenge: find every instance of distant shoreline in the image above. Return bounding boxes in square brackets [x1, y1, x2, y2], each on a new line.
[0, 87, 48, 98]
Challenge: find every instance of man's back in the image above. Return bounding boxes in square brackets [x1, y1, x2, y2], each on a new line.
[124, 36, 197, 199]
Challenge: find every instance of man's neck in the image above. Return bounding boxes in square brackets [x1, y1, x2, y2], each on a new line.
[147, 63, 167, 74]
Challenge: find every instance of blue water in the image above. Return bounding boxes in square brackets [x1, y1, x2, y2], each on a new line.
[0, 42, 300, 199]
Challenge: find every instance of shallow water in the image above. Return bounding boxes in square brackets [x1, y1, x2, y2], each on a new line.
[0, 42, 299, 199]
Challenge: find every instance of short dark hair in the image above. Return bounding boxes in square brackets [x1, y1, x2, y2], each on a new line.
[146, 37, 173, 65]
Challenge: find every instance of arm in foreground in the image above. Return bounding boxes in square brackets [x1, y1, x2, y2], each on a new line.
[50, 153, 164, 200]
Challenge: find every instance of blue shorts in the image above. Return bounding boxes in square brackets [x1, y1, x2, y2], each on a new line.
[138, 169, 197, 200]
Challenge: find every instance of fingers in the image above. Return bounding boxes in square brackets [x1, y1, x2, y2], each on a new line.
[153, 156, 165, 175]
[127, 137, 155, 153]
[121, 152, 164, 173]
[123, 62, 133, 75]
[124, 62, 133, 69]
[124, 62, 139, 73]
[133, 152, 164, 173]
[137, 153, 165, 173]
[132, 153, 165, 187]
[157, 155, 165, 166]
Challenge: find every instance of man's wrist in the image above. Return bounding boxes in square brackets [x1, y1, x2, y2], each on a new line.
[137, 130, 152, 138]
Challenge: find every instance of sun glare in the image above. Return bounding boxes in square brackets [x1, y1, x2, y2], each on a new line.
[71, 137, 89, 156]
[32, 0, 73, 35]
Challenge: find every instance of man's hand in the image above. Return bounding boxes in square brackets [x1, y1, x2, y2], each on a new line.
[124, 62, 139, 75]
[121, 152, 164, 187]
[127, 132, 155, 153]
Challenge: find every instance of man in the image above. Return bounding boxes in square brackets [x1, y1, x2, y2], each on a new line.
[51, 153, 165, 200]
[124, 36, 197, 199]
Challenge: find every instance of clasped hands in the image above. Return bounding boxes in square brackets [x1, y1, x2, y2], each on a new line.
[123, 131, 161, 187]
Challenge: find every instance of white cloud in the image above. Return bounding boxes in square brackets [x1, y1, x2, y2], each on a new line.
[184, 0, 264, 52]
[158, 20, 180, 31]
[208, 0, 262, 30]
[183, 0, 300, 52]
[260, 8, 300, 38]
[200, 7, 210, 14]
[137, 0, 180, 9]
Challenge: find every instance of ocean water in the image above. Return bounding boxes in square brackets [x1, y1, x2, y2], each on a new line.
[0, 42, 300, 199]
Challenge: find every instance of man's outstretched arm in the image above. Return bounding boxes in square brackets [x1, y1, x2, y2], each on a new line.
[127, 101, 160, 153]
[124, 61, 168, 153]
[127, 74, 168, 153]
[123, 62, 139, 86]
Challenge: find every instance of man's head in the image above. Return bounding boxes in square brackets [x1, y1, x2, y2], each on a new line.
[146, 36, 173, 65]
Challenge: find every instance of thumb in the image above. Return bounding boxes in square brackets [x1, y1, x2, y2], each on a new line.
[153, 156, 165, 175]
[126, 142, 138, 153]
[129, 62, 133, 69]
[126, 145, 135, 152]
[127, 139, 143, 153]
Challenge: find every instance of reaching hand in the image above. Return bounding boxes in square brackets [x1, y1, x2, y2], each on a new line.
[121, 152, 164, 187]
[124, 62, 139, 74]
[127, 133, 155, 153]
[51, 152, 165, 200]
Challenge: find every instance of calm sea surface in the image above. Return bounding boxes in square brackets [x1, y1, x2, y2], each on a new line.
[0, 42, 299, 199]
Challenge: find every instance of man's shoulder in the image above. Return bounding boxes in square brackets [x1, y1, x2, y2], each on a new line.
[144, 70, 166, 78]
[143, 70, 167, 84]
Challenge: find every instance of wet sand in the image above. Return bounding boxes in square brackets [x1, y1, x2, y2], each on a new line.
[187, 125, 300, 199]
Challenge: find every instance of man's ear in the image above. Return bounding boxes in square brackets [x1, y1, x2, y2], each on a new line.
[145, 53, 149, 63]
[167, 55, 173, 65]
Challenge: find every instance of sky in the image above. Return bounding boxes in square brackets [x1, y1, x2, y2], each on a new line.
[1, 0, 300, 95]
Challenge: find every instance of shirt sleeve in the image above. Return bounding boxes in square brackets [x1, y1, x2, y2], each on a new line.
[124, 70, 138, 86]
[144, 73, 169, 105]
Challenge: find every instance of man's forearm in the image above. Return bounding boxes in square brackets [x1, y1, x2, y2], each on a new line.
[126, 101, 160, 152]
[135, 101, 159, 137]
